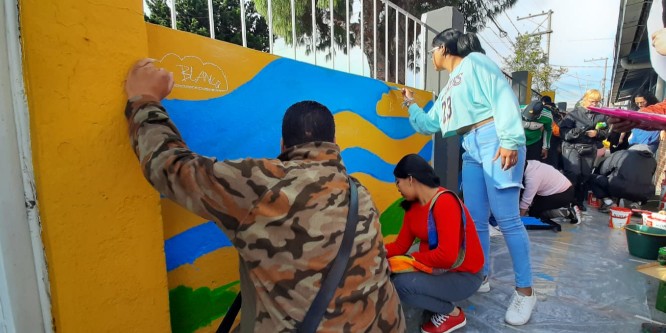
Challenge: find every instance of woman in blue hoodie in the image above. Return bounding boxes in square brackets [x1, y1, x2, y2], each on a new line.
[402, 28, 535, 326]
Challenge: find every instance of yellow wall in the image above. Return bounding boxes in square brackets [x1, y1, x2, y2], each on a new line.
[19, 0, 171, 331]
[18, 0, 433, 330]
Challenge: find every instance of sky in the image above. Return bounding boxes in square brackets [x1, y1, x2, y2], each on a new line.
[476, 0, 621, 106]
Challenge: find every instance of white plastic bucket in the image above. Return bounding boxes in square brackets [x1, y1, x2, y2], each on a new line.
[648, 213, 666, 230]
[609, 207, 632, 229]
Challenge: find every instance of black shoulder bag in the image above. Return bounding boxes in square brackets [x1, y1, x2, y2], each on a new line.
[217, 179, 359, 333]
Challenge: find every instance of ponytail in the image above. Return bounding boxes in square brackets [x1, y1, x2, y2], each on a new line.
[457, 32, 485, 57]
[432, 28, 485, 57]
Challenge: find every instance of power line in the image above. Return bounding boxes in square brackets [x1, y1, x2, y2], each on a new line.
[487, 26, 514, 50]
[552, 84, 582, 97]
[550, 38, 614, 42]
[562, 73, 600, 83]
[480, 2, 515, 48]
[478, 33, 506, 59]
[551, 64, 606, 68]
[517, 10, 554, 63]
[504, 12, 521, 34]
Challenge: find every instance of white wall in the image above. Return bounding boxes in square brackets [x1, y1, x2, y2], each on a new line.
[0, 1, 49, 332]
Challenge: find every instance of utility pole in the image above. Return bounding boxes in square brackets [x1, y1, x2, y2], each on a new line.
[517, 10, 554, 63]
[585, 57, 609, 105]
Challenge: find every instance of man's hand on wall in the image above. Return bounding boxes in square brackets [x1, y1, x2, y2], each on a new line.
[125, 58, 174, 100]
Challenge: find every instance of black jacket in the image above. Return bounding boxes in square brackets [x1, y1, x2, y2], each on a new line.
[598, 145, 656, 202]
[559, 105, 609, 145]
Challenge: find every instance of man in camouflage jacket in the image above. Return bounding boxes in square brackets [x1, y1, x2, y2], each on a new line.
[123, 59, 405, 332]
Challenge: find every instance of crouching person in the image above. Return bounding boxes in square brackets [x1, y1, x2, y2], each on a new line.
[520, 160, 581, 223]
[590, 144, 657, 212]
[386, 154, 484, 333]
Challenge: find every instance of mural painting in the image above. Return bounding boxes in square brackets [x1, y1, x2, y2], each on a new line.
[147, 23, 434, 332]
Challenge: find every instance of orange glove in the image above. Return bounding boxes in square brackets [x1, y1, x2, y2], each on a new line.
[388, 255, 434, 274]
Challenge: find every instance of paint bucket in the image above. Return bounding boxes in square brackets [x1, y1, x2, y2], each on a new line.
[643, 212, 652, 226]
[609, 207, 631, 229]
[647, 213, 666, 230]
[587, 191, 601, 208]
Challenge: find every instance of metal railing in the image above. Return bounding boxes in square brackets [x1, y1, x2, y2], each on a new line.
[147, 0, 438, 88]
[148, 0, 543, 95]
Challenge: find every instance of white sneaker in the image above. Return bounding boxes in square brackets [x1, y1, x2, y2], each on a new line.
[489, 226, 502, 237]
[477, 276, 490, 293]
[505, 290, 537, 325]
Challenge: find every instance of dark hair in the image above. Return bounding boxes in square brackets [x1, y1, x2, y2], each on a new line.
[393, 154, 440, 210]
[432, 28, 485, 57]
[282, 101, 335, 148]
[541, 96, 553, 105]
[633, 91, 659, 109]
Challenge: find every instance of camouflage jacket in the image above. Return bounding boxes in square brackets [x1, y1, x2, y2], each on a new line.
[125, 97, 405, 333]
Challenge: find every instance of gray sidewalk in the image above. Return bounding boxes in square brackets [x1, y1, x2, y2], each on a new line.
[405, 206, 666, 332]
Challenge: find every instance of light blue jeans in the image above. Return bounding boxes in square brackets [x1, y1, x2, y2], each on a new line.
[461, 122, 532, 288]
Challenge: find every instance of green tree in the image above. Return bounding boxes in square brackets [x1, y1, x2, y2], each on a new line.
[503, 34, 567, 93]
[145, 0, 517, 84]
[253, 0, 517, 83]
[145, 0, 270, 52]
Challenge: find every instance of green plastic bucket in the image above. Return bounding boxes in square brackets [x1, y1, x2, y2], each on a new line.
[625, 224, 666, 260]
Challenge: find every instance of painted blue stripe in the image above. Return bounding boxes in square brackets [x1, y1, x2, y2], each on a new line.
[164, 221, 232, 271]
[341, 141, 433, 182]
[162, 58, 434, 162]
[535, 272, 555, 282]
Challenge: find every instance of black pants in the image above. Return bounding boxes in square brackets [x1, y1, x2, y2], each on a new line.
[526, 139, 543, 161]
[545, 136, 562, 169]
[528, 186, 575, 218]
[590, 175, 610, 200]
[590, 175, 648, 203]
[562, 143, 596, 205]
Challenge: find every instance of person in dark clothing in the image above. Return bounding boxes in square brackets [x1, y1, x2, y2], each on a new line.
[607, 130, 631, 153]
[590, 144, 657, 213]
[558, 89, 609, 211]
[541, 96, 564, 169]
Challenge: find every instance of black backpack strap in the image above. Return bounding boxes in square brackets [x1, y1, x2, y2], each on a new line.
[297, 178, 359, 333]
[216, 292, 242, 333]
[217, 178, 360, 333]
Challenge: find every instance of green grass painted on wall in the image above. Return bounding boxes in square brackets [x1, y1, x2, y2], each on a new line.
[380, 198, 405, 237]
[169, 281, 240, 333]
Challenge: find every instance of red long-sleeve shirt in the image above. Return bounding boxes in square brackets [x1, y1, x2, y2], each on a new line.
[386, 188, 484, 274]
[644, 100, 666, 114]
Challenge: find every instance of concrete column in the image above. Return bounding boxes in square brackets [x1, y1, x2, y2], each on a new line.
[511, 71, 533, 105]
[422, 7, 463, 194]
[656, 77, 665, 101]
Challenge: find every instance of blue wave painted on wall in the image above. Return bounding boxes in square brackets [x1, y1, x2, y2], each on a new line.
[165, 221, 232, 271]
[343, 141, 433, 182]
[162, 57, 433, 163]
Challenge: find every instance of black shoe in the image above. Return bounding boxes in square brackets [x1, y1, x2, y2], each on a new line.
[577, 204, 587, 212]
[568, 206, 582, 224]
[598, 202, 612, 213]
